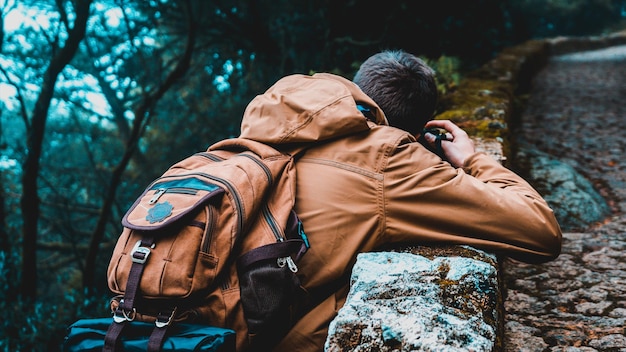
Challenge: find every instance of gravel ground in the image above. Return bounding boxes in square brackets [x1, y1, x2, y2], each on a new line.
[503, 45, 626, 351]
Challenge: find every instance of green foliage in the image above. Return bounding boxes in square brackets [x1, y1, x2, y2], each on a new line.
[426, 56, 462, 96]
[0, 251, 109, 351]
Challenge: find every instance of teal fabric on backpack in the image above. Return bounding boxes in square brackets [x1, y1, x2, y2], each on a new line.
[63, 318, 235, 352]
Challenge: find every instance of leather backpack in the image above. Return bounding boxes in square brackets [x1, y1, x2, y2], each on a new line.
[104, 137, 309, 351]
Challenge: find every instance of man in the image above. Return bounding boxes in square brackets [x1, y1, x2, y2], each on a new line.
[353, 49, 438, 136]
[353, 49, 452, 159]
[237, 52, 562, 351]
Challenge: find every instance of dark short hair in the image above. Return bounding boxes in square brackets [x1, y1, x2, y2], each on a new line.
[353, 50, 438, 135]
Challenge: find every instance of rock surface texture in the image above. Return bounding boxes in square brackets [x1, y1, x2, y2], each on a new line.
[503, 44, 626, 351]
[326, 248, 500, 351]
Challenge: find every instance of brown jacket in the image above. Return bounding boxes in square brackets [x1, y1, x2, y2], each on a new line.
[239, 73, 562, 351]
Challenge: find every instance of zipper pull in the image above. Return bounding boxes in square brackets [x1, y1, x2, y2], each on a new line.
[286, 256, 298, 273]
[278, 256, 298, 273]
[149, 188, 167, 204]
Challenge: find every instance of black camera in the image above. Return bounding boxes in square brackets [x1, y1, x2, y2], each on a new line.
[422, 128, 448, 140]
[417, 128, 448, 159]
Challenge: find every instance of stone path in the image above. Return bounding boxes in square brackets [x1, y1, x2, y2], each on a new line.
[503, 45, 626, 351]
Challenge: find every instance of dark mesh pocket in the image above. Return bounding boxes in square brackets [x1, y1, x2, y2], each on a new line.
[239, 257, 300, 332]
[237, 240, 306, 348]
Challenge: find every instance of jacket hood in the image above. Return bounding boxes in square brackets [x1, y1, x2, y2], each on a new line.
[240, 73, 388, 146]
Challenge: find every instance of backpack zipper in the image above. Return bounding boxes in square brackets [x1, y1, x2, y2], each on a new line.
[262, 206, 284, 242]
[145, 172, 243, 238]
[158, 171, 244, 293]
[149, 187, 198, 204]
[249, 157, 299, 271]
[239, 154, 289, 242]
[199, 152, 294, 271]
[194, 172, 243, 236]
[197, 152, 281, 241]
[197, 152, 223, 161]
[239, 154, 272, 184]
[201, 204, 216, 253]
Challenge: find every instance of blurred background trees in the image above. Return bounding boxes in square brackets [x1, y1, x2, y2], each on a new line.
[0, 0, 624, 349]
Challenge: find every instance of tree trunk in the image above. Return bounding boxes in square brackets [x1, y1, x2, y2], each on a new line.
[20, 0, 93, 300]
[0, 109, 8, 256]
[83, 0, 197, 293]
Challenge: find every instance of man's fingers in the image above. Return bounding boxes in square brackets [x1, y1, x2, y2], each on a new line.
[424, 120, 466, 139]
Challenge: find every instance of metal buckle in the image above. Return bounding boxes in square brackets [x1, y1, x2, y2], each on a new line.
[131, 240, 151, 264]
[155, 308, 177, 328]
[113, 309, 126, 323]
[113, 306, 136, 323]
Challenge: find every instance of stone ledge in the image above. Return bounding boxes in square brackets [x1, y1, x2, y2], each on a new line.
[326, 247, 500, 351]
[547, 30, 626, 56]
[325, 31, 626, 351]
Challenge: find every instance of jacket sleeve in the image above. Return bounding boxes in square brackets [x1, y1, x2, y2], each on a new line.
[382, 142, 562, 264]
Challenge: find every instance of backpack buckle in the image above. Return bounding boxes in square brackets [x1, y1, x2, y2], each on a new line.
[155, 308, 177, 328]
[131, 240, 152, 264]
[113, 304, 137, 323]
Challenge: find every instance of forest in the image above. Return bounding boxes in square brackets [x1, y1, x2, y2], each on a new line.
[0, 0, 624, 350]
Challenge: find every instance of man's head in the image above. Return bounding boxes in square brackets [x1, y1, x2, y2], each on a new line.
[353, 50, 438, 135]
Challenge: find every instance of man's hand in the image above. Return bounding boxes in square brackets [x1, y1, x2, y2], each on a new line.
[422, 120, 475, 168]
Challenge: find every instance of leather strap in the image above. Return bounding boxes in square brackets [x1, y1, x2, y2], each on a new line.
[147, 307, 177, 352]
[237, 239, 305, 269]
[102, 319, 125, 352]
[104, 236, 155, 351]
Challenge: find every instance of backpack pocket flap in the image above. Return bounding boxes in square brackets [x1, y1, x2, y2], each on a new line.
[122, 176, 225, 231]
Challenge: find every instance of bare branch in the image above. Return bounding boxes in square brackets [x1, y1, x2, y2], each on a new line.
[0, 65, 30, 129]
[82, 0, 197, 292]
[20, 0, 93, 300]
